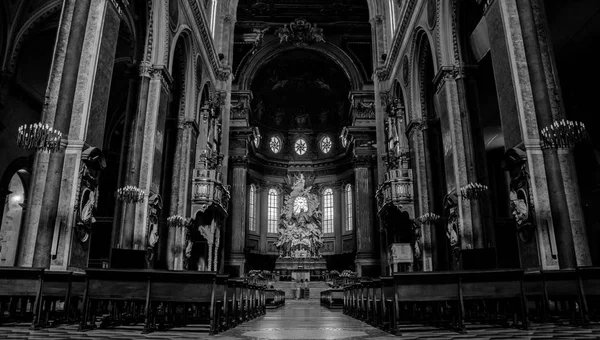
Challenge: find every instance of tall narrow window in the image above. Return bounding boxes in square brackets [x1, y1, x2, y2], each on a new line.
[268, 188, 279, 233]
[388, 0, 397, 37]
[249, 184, 256, 232]
[210, 0, 218, 38]
[322, 188, 334, 234]
[345, 184, 353, 231]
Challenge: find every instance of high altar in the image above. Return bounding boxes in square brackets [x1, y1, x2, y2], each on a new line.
[274, 174, 327, 279]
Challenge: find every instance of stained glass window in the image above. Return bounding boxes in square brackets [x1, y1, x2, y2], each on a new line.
[320, 136, 332, 154]
[345, 184, 353, 231]
[268, 188, 279, 233]
[249, 184, 256, 232]
[294, 138, 307, 155]
[322, 188, 334, 234]
[270, 136, 282, 153]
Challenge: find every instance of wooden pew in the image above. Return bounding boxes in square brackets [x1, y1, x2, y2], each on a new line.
[79, 269, 154, 332]
[392, 271, 460, 334]
[212, 274, 230, 333]
[36, 271, 85, 327]
[226, 278, 239, 327]
[147, 270, 218, 333]
[459, 269, 528, 330]
[0, 267, 44, 328]
[578, 267, 600, 323]
[371, 278, 382, 327]
[266, 289, 285, 309]
[380, 277, 395, 333]
[524, 269, 585, 325]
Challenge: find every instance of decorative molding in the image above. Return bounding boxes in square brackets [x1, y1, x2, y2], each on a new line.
[352, 155, 375, 168]
[8, 1, 63, 72]
[187, 0, 230, 81]
[274, 18, 325, 47]
[144, 0, 154, 63]
[406, 119, 425, 138]
[377, 0, 418, 81]
[230, 155, 249, 167]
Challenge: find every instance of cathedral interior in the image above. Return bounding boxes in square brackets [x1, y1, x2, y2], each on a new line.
[1, 0, 600, 339]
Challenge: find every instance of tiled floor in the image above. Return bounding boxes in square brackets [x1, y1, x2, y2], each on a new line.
[1, 301, 599, 339]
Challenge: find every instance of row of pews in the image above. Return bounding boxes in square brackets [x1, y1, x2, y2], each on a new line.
[0, 268, 280, 334]
[320, 268, 600, 335]
[265, 289, 286, 309]
[320, 289, 344, 309]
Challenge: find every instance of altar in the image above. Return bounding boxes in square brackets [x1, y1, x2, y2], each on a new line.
[273, 174, 328, 281]
[275, 257, 327, 281]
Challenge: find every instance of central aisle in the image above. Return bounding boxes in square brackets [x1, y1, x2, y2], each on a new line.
[222, 300, 392, 339]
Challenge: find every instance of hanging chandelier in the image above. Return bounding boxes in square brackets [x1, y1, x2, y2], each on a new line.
[17, 123, 63, 152]
[540, 119, 587, 149]
[167, 215, 187, 228]
[460, 182, 488, 201]
[116, 185, 145, 204]
[416, 212, 441, 224]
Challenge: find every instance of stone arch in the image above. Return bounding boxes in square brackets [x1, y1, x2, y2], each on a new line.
[409, 28, 437, 121]
[6, 0, 62, 72]
[235, 40, 364, 91]
[170, 27, 196, 119]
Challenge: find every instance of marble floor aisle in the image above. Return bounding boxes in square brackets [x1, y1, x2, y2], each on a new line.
[1, 301, 600, 339]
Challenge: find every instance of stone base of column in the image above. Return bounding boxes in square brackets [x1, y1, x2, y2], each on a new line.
[355, 254, 380, 277]
[225, 253, 246, 277]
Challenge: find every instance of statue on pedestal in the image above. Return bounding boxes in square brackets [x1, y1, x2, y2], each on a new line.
[275, 174, 323, 259]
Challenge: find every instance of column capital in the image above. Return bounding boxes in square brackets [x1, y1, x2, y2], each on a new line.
[433, 65, 477, 92]
[139, 63, 173, 90]
[230, 155, 248, 168]
[353, 155, 376, 168]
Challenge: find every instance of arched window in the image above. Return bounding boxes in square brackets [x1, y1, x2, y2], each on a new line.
[322, 188, 334, 234]
[268, 188, 279, 233]
[209, 0, 218, 37]
[248, 184, 257, 232]
[345, 184, 353, 231]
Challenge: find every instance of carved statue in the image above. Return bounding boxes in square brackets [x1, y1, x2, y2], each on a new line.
[146, 193, 162, 268]
[75, 147, 106, 243]
[503, 148, 535, 242]
[443, 192, 459, 250]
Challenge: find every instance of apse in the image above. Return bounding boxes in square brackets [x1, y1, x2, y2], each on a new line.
[249, 49, 351, 161]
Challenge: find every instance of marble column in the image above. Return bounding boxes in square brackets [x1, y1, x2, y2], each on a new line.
[166, 118, 198, 270]
[407, 121, 435, 270]
[116, 64, 172, 252]
[353, 156, 378, 276]
[487, 0, 573, 268]
[435, 72, 484, 251]
[522, 0, 591, 267]
[18, 0, 122, 269]
[16, 0, 78, 268]
[227, 157, 247, 275]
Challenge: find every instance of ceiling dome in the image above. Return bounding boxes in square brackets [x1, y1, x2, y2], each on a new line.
[250, 49, 351, 132]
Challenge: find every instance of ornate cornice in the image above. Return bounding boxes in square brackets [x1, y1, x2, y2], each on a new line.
[432, 65, 476, 92]
[187, 0, 230, 81]
[352, 155, 376, 168]
[230, 155, 249, 167]
[406, 119, 425, 138]
[377, 0, 418, 81]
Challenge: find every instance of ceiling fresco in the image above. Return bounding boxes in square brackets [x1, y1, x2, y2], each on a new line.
[250, 49, 351, 132]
